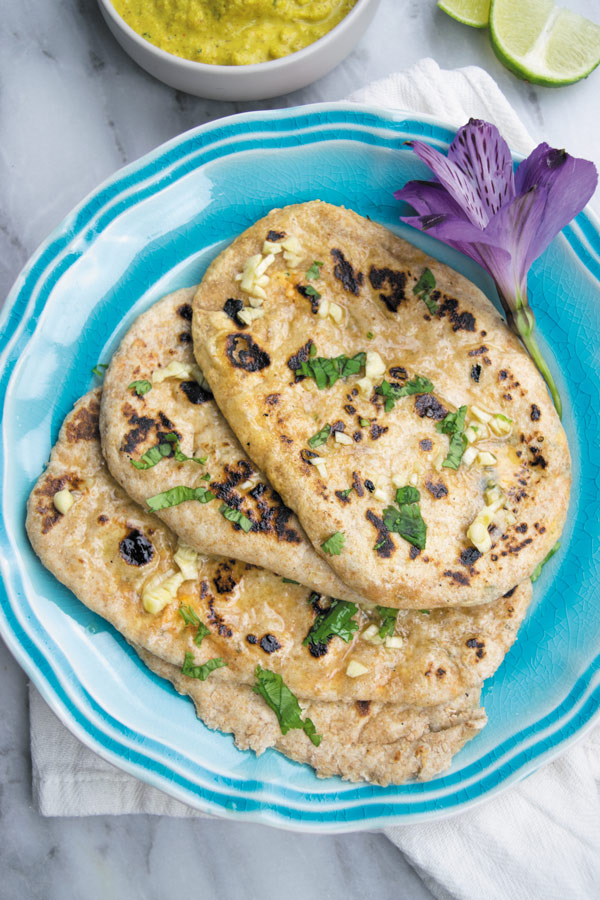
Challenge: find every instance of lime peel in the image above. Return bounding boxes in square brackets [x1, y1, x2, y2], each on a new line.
[490, 0, 600, 86]
[438, 0, 490, 28]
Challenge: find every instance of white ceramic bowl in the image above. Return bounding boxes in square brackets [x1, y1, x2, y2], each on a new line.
[97, 0, 381, 100]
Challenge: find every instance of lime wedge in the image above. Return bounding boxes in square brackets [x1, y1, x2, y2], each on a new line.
[438, 0, 490, 28]
[490, 0, 600, 85]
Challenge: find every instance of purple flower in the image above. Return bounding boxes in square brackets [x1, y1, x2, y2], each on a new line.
[395, 118, 598, 417]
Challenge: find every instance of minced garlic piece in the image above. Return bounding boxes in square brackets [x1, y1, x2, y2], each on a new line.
[477, 450, 497, 467]
[470, 404, 492, 423]
[488, 414, 513, 437]
[392, 473, 406, 489]
[317, 299, 330, 319]
[281, 235, 305, 268]
[409, 473, 419, 486]
[262, 240, 283, 255]
[365, 350, 386, 380]
[53, 489, 74, 515]
[385, 635, 403, 650]
[142, 572, 184, 615]
[467, 520, 492, 554]
[152, 361, 209, 390]
[373, 487, 387, 502]
[361, 624, 383, 645]
[239, 479, 253, 490]
[467, 484, 515, 554]
[328, 301, 343, 324]
[237, 307, 265, 325]
[356, 377, 373, 398]
[462, 446, 478, 466]
[334, 431, 353, 445]
[311, 457, 328, 478]
[346, 660, 369, 678]
[174, 543, 199, 581]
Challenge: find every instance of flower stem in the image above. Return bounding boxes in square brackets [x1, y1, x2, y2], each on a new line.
[520, 330, 562, 419]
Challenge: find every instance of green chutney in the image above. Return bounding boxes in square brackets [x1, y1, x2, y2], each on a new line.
[111, 0, 358, 66]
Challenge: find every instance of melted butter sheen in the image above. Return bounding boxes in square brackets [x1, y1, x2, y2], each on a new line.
[111, 0, 357, 66]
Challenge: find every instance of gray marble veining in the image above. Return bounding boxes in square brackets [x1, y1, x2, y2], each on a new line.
[1, 0, 600, 897]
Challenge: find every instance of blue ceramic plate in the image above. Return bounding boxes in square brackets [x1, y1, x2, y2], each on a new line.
[1, 105, 599, 831]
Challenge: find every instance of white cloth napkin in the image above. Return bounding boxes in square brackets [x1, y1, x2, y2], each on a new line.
[30, 58, 600, 900]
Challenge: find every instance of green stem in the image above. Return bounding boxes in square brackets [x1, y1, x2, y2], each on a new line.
[520, 329, 562, 420]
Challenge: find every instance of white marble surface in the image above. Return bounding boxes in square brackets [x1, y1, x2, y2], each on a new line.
[1, 0, 600, 897]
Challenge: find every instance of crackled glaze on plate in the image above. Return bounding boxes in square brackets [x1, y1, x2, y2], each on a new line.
[0, 105, 599, 831]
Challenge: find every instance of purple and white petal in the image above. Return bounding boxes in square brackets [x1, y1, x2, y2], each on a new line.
[448, 119, 515, 221]
[407, 140, 493, 229]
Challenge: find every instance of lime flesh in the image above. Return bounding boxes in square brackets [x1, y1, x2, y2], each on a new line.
[490, 0, 600, 85]
[437, 0, 490, 28]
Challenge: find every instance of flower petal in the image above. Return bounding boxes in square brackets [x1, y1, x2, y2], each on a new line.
[400, 211, 508, 273]
[395, 180, 471, 220]
[448, 119, 515, 222]
[407, 140, 493, 229]
[515, 144, 598, 271]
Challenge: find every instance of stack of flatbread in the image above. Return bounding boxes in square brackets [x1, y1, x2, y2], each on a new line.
[27, 202, 570, 785]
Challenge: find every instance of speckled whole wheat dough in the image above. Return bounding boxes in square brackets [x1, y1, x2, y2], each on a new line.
[134, 646, 486, 786]
[192, 201, 570, 608]
[100, 288, 365, 605]
[26, 391, 531, 709]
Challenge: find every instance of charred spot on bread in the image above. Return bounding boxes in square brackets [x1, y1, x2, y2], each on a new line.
[368, 266, 407, 312]
[225, 333, 270, 372]
[179, 381, 213, 405]
[65, 399, 100, 443]
[176, 303, 193, 321]
[223, 298, 246, 327]
[330, 248, 363, 295]
[119, 529, 154, 567]
[414, 394, 448, 420]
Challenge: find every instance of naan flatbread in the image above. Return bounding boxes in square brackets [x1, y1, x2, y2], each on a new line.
[27, 391, 531, 708]
[100, 288, 364, 604]
[192, 201, 570, 608]
[136, 647, 486, 786]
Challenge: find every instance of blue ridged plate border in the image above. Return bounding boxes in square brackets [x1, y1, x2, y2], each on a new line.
[1, 104, 599, 831]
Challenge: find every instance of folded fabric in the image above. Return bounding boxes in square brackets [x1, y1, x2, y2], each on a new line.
[29, 56, 600, 900]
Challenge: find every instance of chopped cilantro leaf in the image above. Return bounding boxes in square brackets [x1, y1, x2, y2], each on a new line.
[359, 418, 369, 427]
[146, 485, 215, 511]
[382, 484, 427, 551]
[383, 503, 427, 550]
[131, 442, 173, 470]
[303, 285, 321, 300]
[296, 351, 366, 389]
[219, 503, 253, 533]
[91, 363, 108, 378]
[376, 375, 434, 412]
[420, 609, 431, 615]
[303, 599, 359, 652]
[128, 379, 152, 396]
[179, 605, 200, 627]
[131, 433, 207, 470]
[338, 487, 353, 499]
[282, 577, 300, 584]
[436, 406, 468, 469]
[376, 605, 398, 639]
[395, 485, 420, 505]
[367, 331, 374, 340]
[179, 606, 210, 646]
[253, 665, 321, 746]
[374, 539, 386, 551]
[306, 261, 323, 280]
[309, 342, 317, 357]
[413, 268, 438, 314]
[182, 652, 226, 680]
[308, 423, 331, 449]
[321, 532, 346, 555]
[531, 542, 561, 582]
